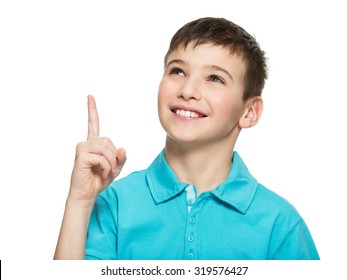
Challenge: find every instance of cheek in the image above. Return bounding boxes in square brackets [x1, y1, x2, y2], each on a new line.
[157, 80, 171, 116]
[212, 97, 244, 124]
[157, 82, 165, 112]
[158, 79, 174, 107]
[210, 94, 231, 113]
[158, 79, 168, 100]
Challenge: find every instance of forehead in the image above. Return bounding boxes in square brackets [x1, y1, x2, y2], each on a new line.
[166, 43, 247, 80]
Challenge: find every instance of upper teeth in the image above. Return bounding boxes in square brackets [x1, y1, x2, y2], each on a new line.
[175, 109, 199, 118]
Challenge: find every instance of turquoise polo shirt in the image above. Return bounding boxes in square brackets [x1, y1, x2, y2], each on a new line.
[85, 150, 319, 260]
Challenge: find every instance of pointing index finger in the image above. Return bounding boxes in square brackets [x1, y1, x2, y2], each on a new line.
[87, 95, 100, 139]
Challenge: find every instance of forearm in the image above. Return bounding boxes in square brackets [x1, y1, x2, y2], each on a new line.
[54, 95, 125, 259]
[54, 198, 95, 260]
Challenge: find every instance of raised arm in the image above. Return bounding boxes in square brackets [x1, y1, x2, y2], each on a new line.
[54, 95, 126, 260]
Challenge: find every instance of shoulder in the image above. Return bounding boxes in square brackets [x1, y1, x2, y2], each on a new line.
[249, 183, 304, 238]
[99, 169, 148, 200]
[253, 183, 300, 217]
[251, 184, 319, 259]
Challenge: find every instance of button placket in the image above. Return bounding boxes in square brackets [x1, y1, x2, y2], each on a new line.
[185, 214, 197, 259]
[184, 184, 199, 260]
[189, 216, 196, 224]
[187, 199, 194, 206]
[185, 184, 196, 213]
[185, 208, 200, 260]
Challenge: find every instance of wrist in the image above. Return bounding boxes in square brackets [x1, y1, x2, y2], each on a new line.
[65, 194, 96, 211]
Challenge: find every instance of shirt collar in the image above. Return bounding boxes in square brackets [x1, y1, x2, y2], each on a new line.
[145, 150, 258, 214]
[210, 152, 258, 214]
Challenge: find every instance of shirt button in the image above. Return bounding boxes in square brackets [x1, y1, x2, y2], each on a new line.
[187, 199, 194, 206]
[188, 235, 194, 242]
[187, 252, 194, 259]
[189, 217, 196, 224]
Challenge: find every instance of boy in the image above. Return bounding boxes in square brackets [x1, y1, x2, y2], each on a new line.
[54, 17, 319, 260]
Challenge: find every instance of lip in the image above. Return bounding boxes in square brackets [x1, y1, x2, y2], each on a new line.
[170, 105, 207, 118]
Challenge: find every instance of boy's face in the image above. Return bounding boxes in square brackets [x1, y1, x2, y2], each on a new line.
[158, 42, 248, 146]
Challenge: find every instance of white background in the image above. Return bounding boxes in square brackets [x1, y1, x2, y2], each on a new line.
[1, 0, 346, 278]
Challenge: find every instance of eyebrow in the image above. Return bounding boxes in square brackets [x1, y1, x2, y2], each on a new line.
[166, 59, 234, 82]
[166, 59, 185, 68]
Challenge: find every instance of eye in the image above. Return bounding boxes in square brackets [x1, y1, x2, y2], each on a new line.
[209, 75, 225, 84]
[170, 67, 186, 77]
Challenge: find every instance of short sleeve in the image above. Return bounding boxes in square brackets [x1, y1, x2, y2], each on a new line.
[273, 219, 320, 260]
[85, 194, 118, 260]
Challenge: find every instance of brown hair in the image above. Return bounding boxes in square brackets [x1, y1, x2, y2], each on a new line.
[164, 17, 268, 101]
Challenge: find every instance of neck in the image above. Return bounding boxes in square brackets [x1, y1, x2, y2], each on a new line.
[165, 137, 236, 195]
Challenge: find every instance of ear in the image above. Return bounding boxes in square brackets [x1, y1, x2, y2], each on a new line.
[239, 96, 263, 129]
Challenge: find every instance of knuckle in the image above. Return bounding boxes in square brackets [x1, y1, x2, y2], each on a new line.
[101, 137, 111, 144]
[104, 164, 111, 172]
[75, 141, 86, 154]
[74, 150, 87, 163]
[99, 137, 113, 148]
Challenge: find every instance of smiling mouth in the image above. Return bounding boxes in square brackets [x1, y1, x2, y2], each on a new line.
[171, 108, 207, 118]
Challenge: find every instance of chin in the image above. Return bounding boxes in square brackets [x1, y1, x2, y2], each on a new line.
[166, 133, 203, 146]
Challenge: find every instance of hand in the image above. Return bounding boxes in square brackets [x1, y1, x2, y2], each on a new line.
[68, 95, 126, 204]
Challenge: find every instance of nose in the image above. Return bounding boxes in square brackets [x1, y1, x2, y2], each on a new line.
[178, 77, 201, 101]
